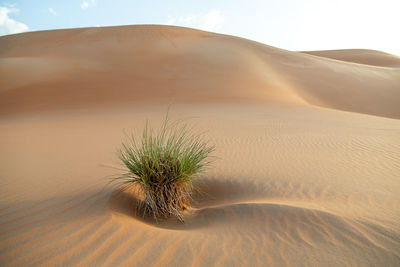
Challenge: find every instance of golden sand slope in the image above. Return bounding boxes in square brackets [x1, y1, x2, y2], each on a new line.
[301, 49, 400, 67]
[0, 25, 399, 266]
[1, 25, 399, 118]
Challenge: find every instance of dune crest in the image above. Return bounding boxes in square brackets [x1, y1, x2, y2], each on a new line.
[1, 25, 399, 118]
[301, 49, 400, 67]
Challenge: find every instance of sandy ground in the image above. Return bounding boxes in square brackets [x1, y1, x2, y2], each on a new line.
[0, 25, 399, 266]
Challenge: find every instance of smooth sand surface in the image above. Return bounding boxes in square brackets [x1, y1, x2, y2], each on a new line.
[0, 25, 399, 266]
[301, 49, 400, 67]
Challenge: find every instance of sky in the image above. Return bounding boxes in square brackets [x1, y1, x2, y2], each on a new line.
[1, 0, 399, 55]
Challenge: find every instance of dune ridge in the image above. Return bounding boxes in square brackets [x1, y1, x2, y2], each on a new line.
[1, 25, 400, 266]
[301, 49, 400, 67]
[1, 25, 399, 119]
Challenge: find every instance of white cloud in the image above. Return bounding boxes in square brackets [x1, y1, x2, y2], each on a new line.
[0, 6, 28, 36]
[163, 9, 224, 32]
[165, 15, 175, 25]
[198, 10, 223, 31]
[179, 15, 195, 24]
[48, 7, 56, 15]
[81, 1, 89, 9]
[81, 0, 96, 10]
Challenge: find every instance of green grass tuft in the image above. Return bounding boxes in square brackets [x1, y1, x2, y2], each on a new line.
[116, 115, 214, 221]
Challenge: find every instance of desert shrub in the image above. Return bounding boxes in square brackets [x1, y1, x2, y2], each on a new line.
[116, 116, 214, 221]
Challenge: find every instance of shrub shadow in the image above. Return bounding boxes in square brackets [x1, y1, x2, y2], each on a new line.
[108, 177, 268, 230]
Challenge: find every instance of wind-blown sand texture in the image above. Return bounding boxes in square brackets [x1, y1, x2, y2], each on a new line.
[0, 25, 399, 266]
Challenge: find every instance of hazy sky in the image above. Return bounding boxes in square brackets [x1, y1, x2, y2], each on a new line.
[1, 0, 399, 55]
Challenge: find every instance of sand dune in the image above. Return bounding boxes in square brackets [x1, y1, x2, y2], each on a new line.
[301, 49, 400, 67]
[0, 25, 400, 266]
[1, 25, 399, 118]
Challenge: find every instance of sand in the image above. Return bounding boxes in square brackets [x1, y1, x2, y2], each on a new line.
[0, 25, 399, 266]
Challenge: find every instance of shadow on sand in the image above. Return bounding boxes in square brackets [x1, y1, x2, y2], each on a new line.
[107, 177, 267, 230]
